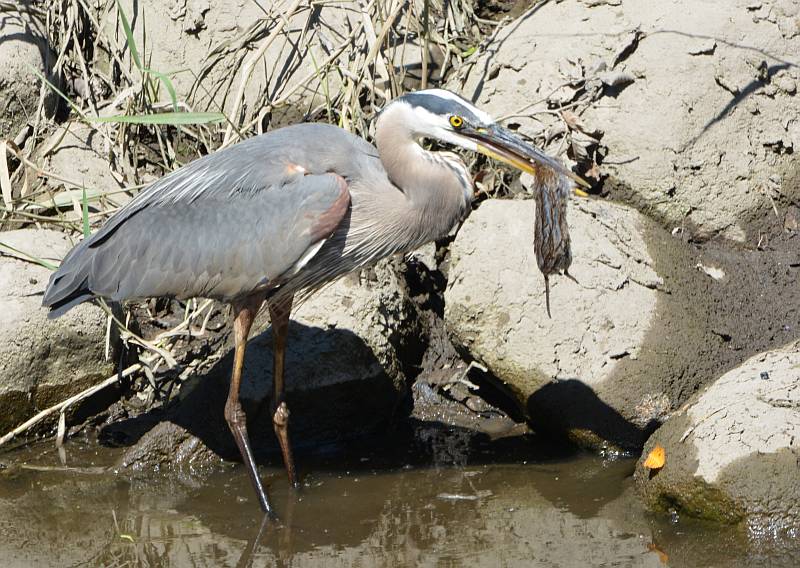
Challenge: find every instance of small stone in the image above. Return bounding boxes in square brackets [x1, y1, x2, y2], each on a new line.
[776, 74, 797, 95]
[688, 39, 716, 56]
[784, 206, 799, 231]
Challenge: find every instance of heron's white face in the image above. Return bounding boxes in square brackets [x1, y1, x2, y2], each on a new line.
[390, 89, 588, 189]
[398, 89, 494, 151]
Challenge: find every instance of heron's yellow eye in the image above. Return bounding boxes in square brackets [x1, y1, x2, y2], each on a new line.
[449, 115, 464, 129]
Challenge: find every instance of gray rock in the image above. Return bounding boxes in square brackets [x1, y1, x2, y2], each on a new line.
[118, 421, 221, 472]
[635, 341, 800, 531]
[36, 122, 126, 207]
[459, 0, 800, 241]
[0, 229, 114, 433]
[445, 198, 673, 449]
[114, 259, 421, 465]
[0, 5, 59, 140]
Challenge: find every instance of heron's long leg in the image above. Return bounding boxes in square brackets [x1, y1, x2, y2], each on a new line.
[226, 295, 273, 515]
[268, 297, 298, 488]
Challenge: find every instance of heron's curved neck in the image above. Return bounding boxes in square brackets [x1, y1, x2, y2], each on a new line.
[374, 104, 472, 230]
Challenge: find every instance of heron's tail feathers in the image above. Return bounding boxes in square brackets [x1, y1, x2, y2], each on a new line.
[42, 241, 98, 318]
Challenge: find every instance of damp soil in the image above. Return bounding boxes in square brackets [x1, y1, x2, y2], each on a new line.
[2, 424, 798, 567]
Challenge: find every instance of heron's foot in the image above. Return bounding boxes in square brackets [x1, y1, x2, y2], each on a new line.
[272, 402, 299, 488]
[225, 400, 275, 515]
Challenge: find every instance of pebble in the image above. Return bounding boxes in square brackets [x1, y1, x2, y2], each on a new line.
[776, 75, 797, 95]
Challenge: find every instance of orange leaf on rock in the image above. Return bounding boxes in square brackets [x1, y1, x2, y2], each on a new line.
[647, 543, 669, 564]
[643, 444, 666, 470]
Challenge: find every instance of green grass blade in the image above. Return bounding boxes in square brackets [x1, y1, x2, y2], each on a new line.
[81, 187, 90, 238]
[115, 0, 142, 71]
[144, 69, 179, 111]
[89, 112, 225, 125]
[26, 64, 83, 118]
[29, 188, 105, 211]
[0, 241, 58, 271]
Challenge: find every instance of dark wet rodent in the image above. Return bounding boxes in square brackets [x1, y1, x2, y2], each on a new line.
[531, 167, 578, 317]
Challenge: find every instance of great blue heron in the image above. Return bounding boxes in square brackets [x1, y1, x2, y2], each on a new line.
[43, 89, 583, 516]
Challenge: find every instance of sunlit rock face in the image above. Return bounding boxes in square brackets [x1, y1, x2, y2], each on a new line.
[636, 341, 800, 532]
[0, 229, 113, 433]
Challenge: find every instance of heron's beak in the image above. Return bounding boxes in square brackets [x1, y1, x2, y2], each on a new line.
[468, 124, 590, 191]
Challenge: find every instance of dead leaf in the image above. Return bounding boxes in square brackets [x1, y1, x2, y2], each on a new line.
[586, 161, 602, 181]
[560, 110, 604, 138]
[643, 444, 666, 470]
[647, 543, 669, 564]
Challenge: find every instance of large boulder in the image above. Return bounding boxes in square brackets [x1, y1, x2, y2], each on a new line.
[115, 259, 422, 467]
[444, 192, 800, 450]
[459, 0, 800, 241]
[0, 229, 114, 434]
[0, 4, 60, 140]
[445, 197, 669, 449]
[635, 341, 800, 531]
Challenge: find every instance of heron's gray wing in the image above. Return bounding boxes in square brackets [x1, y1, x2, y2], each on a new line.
[43, 165, 349, 316]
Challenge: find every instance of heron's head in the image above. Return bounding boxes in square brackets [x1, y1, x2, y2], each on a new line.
[387, 89, 588, 188]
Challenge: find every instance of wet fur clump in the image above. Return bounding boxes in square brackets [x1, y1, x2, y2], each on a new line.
[531, 167, 577, 317]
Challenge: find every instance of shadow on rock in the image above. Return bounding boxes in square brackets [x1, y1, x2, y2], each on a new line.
[527, 379, 659, 452]
[102, 321, 403, 468]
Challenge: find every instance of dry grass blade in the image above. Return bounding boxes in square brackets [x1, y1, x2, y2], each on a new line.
[0, 240, 59, 270]
[359, 0, 390, 85]
[363, 0, 405, 87]
[91, 112, 225, 125]
[222, 0, 306, 145]
[0, 141, 12, 210]
[0, 364, 142, 448]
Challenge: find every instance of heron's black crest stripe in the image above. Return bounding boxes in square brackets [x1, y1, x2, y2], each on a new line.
[398, 92, 484, 124]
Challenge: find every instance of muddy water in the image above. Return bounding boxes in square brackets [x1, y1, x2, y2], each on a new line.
[0, 429, 795, 567]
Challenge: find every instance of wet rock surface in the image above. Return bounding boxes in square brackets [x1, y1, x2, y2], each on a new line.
[460, 0, 800, 242]
[635, 341, 800, 531]
[0, 229, 114, 433]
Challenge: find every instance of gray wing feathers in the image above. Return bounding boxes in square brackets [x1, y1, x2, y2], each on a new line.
[43, 124, 358, 316]
[93, 174, 348, 300]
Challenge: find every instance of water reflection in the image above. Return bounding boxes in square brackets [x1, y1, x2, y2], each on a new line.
[1, 434, 798, 567]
